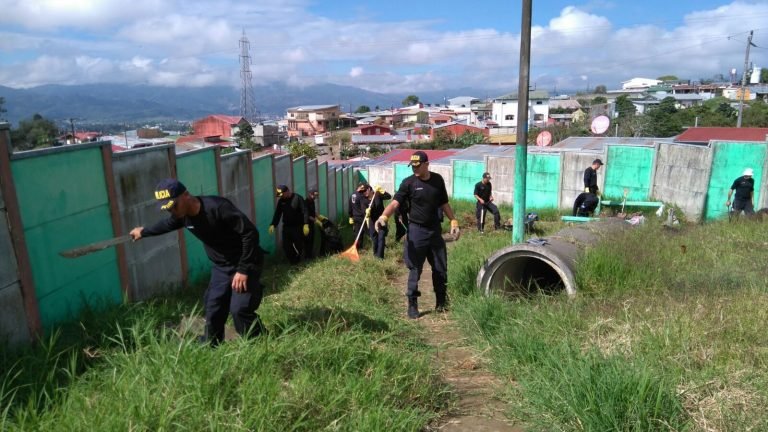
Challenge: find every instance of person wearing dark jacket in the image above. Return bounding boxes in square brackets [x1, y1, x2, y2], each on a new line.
[304, 189, 319, 259]
[374, 151, 461, 319]
[129, 178, 265, 346]
[473, 172, 501, 232]
[583, 158, 604, 195]
[269, 185, 309, 264]
[368, 185, 392, 259]
[572, 192, 600, 217]
[348, 182, 370, 249]
[726, 168, 756, 217]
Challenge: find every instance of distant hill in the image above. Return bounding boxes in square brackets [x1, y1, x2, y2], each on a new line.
[0, 83, 505, 126]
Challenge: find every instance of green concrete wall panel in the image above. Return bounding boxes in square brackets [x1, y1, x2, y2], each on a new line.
[292, 158, 306, 197]
[604, 146, 655, 201]
[453, 160, 485, 201]
[252, 156, 276, 254]
[335, 169, 343, 222]
[177, 150, 219, 283]
[319, 164, 329, 216]
[526, 153, 561, 209]
[11, 147, 122, 329]
[358, 169, 368, 184]
[394, 163, 410, 191]
[705, 141, 766, 220]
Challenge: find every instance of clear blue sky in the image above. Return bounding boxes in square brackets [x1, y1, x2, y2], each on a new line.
[1, 0, 767, 92]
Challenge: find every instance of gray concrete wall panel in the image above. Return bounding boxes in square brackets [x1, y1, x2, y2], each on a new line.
[652, 143, 713, 221]
[0, 282, 30, 346]
[220, 152, 252, 215]
[273, 155, 292, 191]
[485, 156, 515, 205]
[561, 152, 606, 209]
[368, 166, 394, 194]
[307, 159, 318, 193]
[431, 164, 454, 198]
[113, 148, 181, 301]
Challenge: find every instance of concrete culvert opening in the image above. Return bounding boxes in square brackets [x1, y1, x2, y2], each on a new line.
[493, 254, 566, 296]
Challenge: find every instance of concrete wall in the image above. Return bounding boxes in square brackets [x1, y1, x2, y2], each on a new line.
[220, 151, 253, 218]
[0, 168, 30, 345]
[113, 146, 182, 301]
[652, 143, 713, 221]
[368, 166, 394, 195]
[431, 163, 454, 197]
[307, 159, 318, 193]
[273, 155, 292, 191]
[327, 167, 338, 223]
[485, 156, 515, 205]
[560, 152, 606, 209]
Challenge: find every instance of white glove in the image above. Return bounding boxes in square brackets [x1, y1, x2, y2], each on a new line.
[450, 219, 460, 240]
[375, 215, 388, 232]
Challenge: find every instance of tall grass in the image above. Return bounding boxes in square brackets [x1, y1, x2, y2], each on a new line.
[448, 216, 768, 431]
[1, 250, 449, 430]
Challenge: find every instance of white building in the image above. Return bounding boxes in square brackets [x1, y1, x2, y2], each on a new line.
[621, 77, 662, 90]
[491, 90, 549, 128]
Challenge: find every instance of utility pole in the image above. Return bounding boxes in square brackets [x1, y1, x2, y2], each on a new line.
[513, 0, 532, 244]
[737, 30, 755, 128]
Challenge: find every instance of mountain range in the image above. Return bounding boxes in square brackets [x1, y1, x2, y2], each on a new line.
[0, 82, 507, 126]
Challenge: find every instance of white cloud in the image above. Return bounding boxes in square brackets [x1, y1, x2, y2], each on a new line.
[1, 1, 768, 92]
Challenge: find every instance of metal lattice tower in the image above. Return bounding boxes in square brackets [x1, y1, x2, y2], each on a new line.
[239, 30, 257, 123]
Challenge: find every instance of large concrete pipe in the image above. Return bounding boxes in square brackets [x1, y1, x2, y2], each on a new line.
[476, 219, 627, 297]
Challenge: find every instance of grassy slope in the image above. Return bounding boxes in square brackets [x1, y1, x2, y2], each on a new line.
[450, 212, 768, 431]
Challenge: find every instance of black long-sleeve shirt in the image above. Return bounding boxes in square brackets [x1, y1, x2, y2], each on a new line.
[584, 167, 599, 194]
[349, 191, 370, 221]
[370, 191, 392, 221]
[271, 193, 308, 227]
[305, 196, 317, 222]
[141, 196, 262, 274]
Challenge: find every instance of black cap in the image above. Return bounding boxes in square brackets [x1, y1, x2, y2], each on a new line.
[593, 158, 604, 165]
[276, 185, 289, 197]
[154, 178, 186, 210]
[356, 181, 368, 192]
[408, 151, 429, 167]
[482, 172, 491, 179]
[308, 188, 318, 194]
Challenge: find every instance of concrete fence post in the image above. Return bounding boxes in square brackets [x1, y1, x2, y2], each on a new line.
[100, 144, 131, 301]
[167, 146, 189, 289]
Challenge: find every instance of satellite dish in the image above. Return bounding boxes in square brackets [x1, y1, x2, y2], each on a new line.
[590, 115, 610, 134]
[535, 130, 552, 146]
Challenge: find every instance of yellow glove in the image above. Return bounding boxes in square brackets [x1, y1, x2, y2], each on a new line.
[268, 225, 275, 235]
[303, 224, 310, 236]
[450, 219, 461, 240]
[375, 185, 385, 194]
[349, 217, 354, 225]
[374, 215, 388, 232]
[315, 215, 327, 226]
[584, 187, 590, 193]
[365, 208, 371, 218]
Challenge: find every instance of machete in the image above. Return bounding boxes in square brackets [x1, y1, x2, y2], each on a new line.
[59, 234, 134, 258]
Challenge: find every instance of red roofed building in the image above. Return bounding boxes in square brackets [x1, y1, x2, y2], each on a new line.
[674, 127, 768, 145]
[359, 124, 392, 135]
[430, 122, 489, 140]
[193, 115, 248, 138]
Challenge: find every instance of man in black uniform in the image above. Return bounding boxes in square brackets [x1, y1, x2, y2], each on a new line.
[375, 151, 460, 319]
[572, 192, 599, 217]
[269, 185, 310, 264]
[129, 179, 264, 346]
[726, 168, 756, 218]
[348, 182, 371, 249]
[304, 189, 319, 259]
[473, 172, 501, 232]
[583, 158, 604, 195]
[368, 184, 392, 259]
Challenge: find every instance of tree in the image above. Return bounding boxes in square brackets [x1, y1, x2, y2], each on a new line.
[657, 75, 679, 82]
[286, 141, 318, 160]
[234, 123, 256, 149]
[614, 95, 636, 119]
[10, 113, 59, 151]
[761, 68, 768, 84]
[327, 132, 351, 159]
[594, 85, 607, 94]
[402, 95, 420, 106]
[742, 99, 768, 127]
[354, 105, 371, 114]
[646, 97, 682, 137]
[591, 96, 607, 105]
[0, 96, 6, 121]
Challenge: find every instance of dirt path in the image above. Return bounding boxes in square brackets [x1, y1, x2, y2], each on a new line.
[394, 264, 523, 432]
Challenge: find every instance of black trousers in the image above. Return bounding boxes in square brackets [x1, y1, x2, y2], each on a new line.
[203, 265, 264, 346]
[476, 202, 501, 230]
[404, 223, 447, 300]
[732, 199, 755, 215]
[282, 225, 304, 264]
[370, 226, 387, 259]
[352, 218, 367, 249]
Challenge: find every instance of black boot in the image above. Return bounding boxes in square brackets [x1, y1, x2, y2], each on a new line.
[435, 291, 449, 313]
[407, 297, 420, 319]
